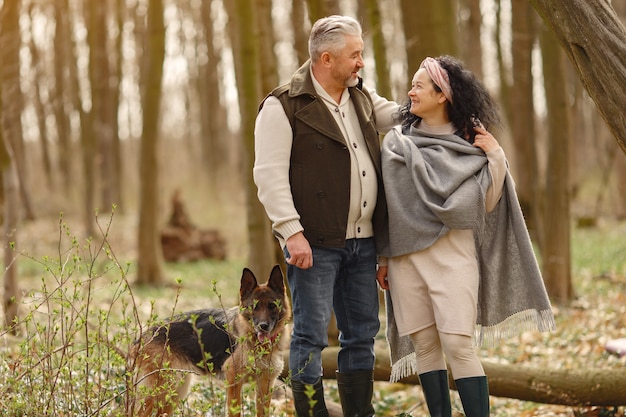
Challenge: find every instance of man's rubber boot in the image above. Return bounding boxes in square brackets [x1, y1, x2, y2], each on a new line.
[291, 378, 330, 417]
[336, 370, 376, 417]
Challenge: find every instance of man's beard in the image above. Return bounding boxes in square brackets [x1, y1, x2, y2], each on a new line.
[345, 74, 359, 87]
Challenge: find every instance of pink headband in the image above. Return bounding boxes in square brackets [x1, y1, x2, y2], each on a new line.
[420, 57, 453, 104]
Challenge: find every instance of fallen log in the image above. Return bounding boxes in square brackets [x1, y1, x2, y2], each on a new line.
[282, 346, 626, 406]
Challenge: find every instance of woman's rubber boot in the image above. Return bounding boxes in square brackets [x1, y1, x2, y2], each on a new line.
[455, 376, 490, 417]
[291, 378, 330, 417]
[336, 370, 376, 417]
[418, 370, 452, 417]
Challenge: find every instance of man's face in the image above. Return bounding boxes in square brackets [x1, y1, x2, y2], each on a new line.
[328, 35, 365, 88]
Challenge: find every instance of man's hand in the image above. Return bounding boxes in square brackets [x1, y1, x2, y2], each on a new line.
[285, 232, 313, 269]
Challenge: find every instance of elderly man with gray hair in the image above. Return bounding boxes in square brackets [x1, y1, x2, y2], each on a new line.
[254, 15, 398, 417]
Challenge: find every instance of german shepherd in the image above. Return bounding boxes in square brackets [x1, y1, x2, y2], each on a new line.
[132, 265, 291, 417]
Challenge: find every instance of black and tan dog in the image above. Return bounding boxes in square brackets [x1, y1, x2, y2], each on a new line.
[132, 265, 291, 417]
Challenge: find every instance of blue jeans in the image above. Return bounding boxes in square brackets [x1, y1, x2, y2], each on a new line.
[285, 238, 380, 384]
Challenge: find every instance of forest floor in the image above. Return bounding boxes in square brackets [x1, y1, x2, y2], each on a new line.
[9, 213, 626, 416]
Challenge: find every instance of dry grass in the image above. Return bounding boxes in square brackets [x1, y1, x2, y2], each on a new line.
[2, 213, 625, 416]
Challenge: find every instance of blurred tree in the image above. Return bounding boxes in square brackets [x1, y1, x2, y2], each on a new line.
[0, 0, 22, 334]
[87, 0, 122, 215]
[614, 2, 626, 218]
[540, 24, 573, 302]
[531, 0, 626, 155]
[399, 0, 419, 70]
[26, 5, 53, 191]
[52, 0, 73, 194]
[494, 0, 510, 118]
[0, 115, 19, 335]
[82, 0, 101, 237]
[459, 0, 483, 78]
[197, 0, 230, 190]
[401, 0, 458, 71]
[305, 0, 340, 22]
[136, 0, 166, 285]
[257, 0, 279, 95]
[506, 0, 542, 245]
[225, 0, 277, 275]
[292, 0, 309, 66]
[111, 0, 125, 211]
[358, 0, 392, 99]
[1, 0, 34, 222]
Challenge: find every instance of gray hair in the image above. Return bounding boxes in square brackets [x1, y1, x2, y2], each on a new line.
[308, 15, 363, 62]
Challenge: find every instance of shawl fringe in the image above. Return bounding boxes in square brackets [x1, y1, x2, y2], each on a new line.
[389, 351, 418, 383]
[389, 309, 556, 382]
[474, 308, 556, 347]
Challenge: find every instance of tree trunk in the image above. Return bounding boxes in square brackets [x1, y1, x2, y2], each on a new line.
[302, 346, 626, 406]
[79, 1, 98, 237]
[225, 0, 277, 275]
[530, 0, 626, 155]
[0, 80, 20, 335]
[65, 0, 92, 231]
[400, 0, 421, 71]
[136, 0, 166, 286]
[52, 0, 73, 195]
[359, 0, 392, 99]
[292, 0, 309, 66]
[509, 0, 542, 246]
[1, 161, 19, 335]
[495, 0, 510, 121]
[87, 0, 116, 213]
[401, 0, 458, 64]
[26, 11, 54, 191]
[540, 24, 573, 302]
[111, 0, 124, 212]
[198, 0, 229, 191]
[304, 0, 340, 22]
[1, 0, 34, 222]
[459, 0, 483, 79]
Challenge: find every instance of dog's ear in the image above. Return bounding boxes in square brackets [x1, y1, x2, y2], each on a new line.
[267, 264, 285, 293]
[240, 268, 259, 301]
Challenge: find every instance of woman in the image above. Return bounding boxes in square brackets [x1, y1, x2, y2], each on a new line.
[377, 56, 555, 417]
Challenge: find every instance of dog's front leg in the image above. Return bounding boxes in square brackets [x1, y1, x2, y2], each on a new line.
[255, 370, 277, 417]
[226, 380, 243, 417]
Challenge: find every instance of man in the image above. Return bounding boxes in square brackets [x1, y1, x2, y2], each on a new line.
[253, 15, 398, 417]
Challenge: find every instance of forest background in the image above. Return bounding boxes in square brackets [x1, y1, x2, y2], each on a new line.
[0, 0, 625, 416]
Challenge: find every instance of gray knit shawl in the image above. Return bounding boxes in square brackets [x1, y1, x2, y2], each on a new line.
[382, 127, 556, 382]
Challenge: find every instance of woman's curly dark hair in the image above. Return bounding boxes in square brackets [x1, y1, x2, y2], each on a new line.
[396, 55, 501, 143]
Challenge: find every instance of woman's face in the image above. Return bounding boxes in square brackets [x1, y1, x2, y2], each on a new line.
[408, 68, 445, 118]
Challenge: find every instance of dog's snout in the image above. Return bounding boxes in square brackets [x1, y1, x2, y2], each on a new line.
[258, 322, 270, 332]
